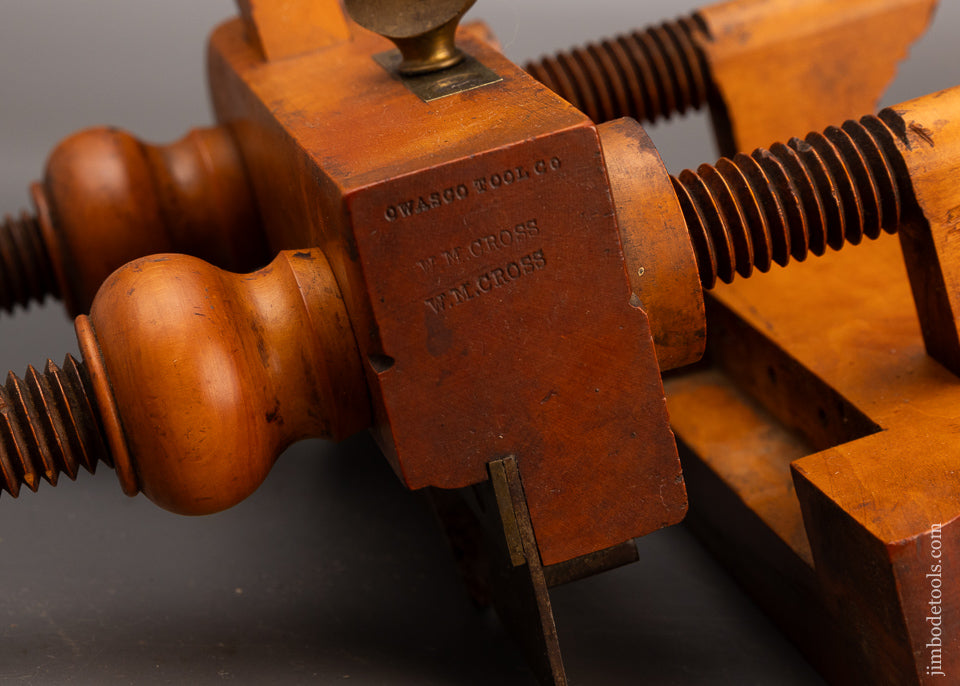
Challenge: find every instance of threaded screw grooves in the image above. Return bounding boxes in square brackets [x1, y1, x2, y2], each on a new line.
[0, 355, 110, 498]
[672, 114, 911, 289]
[524, 15, 710, 125]
[0, 211, 59, 312]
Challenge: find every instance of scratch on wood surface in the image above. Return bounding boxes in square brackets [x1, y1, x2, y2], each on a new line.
[909, 122, 935, 147]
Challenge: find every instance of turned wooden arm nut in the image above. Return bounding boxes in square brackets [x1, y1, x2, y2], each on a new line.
[599, 119, 705, 371]
[74, 249, 370, 515]
[34, 126, 266, 314]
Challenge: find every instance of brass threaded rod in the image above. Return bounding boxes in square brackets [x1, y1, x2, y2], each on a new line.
[0, 355, 111, 498]
[0, 211, 59, 312]
[524, 15, 710, 125]
[672, 112, 912, 290]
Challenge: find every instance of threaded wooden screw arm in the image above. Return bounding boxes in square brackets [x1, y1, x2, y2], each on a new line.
[672, 112, 909, 290]
[525, 0, 937, 155]
[0, 211, 59, 313]
[524, 16, 710, 127]
[604, 84, 960, 375]
[0, 355, 109, 497]
[0, 249, 370, 513]
[2, 125, 267, 317]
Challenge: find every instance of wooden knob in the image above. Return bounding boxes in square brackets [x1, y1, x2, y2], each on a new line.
[75, 249, 371, 515]
[35, 126, 267, 315]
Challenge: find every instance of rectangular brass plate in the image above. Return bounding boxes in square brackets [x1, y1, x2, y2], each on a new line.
[373, 50, 502, 102]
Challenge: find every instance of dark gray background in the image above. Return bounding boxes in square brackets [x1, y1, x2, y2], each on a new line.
[1, 1, 958, 684]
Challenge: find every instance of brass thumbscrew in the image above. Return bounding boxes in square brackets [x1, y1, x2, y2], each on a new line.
[344, 0, 477, 74]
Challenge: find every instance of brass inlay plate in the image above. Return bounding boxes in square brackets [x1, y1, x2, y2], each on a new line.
[374, 50, 502, 102]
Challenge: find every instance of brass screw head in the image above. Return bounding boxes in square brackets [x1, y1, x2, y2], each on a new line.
[344, 0, 477, 75]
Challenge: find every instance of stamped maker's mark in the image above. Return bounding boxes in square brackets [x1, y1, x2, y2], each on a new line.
[416, 219, 541, 275]
[424, 248, 547, 315]
[382, 156, 563, 223]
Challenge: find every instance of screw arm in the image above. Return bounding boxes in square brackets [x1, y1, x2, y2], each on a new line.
[0, 355, 109, 497]
[672, 112, 911, 289]
[598, 89, 954, 374]
[524, 16, 709, 127]
[0, 211, 59, 313]
[526, 1, 938, 158]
